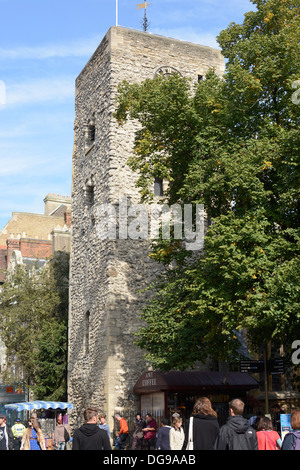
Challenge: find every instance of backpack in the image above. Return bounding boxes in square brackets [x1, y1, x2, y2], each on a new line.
[291, 431, 300, 450]
[231, 429, 255, 450]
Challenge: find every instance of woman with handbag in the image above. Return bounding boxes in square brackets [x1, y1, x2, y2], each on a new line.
[53, 418, 70, 450]
[131, 413, 145, 450]
[256, 416, 282, 450]
[185, 397, 220, 450]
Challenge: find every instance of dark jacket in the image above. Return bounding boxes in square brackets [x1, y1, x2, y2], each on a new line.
[184, 413, 220, 450]
[214, 415, 258, 450]
[156, 425, 171, 450]
[132, 418, 146, 440]
[0, 424, 13, 450]
[72, 423, 111, 450]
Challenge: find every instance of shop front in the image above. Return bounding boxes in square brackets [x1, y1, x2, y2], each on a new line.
[4, 400, 73, 450]
[134, 370, 259, 426]
[0, 384, 26, 416]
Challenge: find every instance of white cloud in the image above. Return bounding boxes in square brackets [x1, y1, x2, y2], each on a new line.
[5, 76, 75, 106]
[0, 34, 103, 60]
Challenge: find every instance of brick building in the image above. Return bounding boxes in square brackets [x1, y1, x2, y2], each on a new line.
[0, 193, 71, 282]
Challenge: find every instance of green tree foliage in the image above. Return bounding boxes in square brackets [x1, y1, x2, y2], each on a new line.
[115, 0, 300, 370]
[0, 252, 69, 400]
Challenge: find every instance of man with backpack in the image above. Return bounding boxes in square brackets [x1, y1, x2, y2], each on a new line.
[214, 399, 258, 450]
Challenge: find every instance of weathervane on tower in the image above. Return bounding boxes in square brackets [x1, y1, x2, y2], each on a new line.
[136, 2, 152, 32]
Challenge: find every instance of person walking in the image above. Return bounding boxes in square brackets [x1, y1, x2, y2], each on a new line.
[20, 417, 46, 450]
[0, 413, 13, 450]
[131, 413, 145, 450]
[184, 397, 220, 450]
[169, 416, 185, 450]
[156, 418, 171, 450]
[53, 417, 69, 450]
[256, 416, 282, 450]
[72, 407, 111, 450]
[143, 413, 157, 450]
[214, 399, 258, 450]
[281, 410, 300, 450]
[114, 414, 129, 450]
[98, 414, 111, 439]
[11, 418, 26, 450]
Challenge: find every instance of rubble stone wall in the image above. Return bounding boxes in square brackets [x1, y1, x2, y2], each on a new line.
[68, 26, 224, 431]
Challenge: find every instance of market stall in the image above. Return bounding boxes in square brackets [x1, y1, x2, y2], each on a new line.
[5, 400, 73, 449]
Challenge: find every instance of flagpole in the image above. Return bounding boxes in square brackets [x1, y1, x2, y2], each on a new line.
[116, 0, 118, 26]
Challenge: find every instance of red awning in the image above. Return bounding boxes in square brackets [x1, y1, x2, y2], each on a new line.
[134, 370, 259, 395]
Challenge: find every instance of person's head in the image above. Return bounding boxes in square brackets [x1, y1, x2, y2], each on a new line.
[161, 418, 169, 427]
[256, 416, 273, 432]
[57, 418, 62, 425]
[0, 414, 6, 426]
[291, 410, 300, 431]
[172, 416, 182, 430]
[135, 413, 141, 421]
[99, 414, 106, 424]
[145, 413, 152, 422]
[115, 414, 122, 422]
[229, 399, 245, 416]
[272, 404, 280, 412]
[84, 407, 98, 424]
[28, 417, 40, 431]
[192, 397, 217, 418]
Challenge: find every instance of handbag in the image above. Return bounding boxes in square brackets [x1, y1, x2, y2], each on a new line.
[64, 426, 70, 442]
[186, 417, 194, 450]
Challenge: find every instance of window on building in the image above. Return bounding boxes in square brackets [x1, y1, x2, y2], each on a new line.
[86, 118, 95, 149]
[154, 177, 164, 197]
[88, 123, 95, 143]
[83, 311, 90, 355]
[85, 177, 95, 207]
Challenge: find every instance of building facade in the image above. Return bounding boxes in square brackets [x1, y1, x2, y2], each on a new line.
[0, 193, 71, 283]
[0, 194, 71, 409]
[68, 26, 225, 431]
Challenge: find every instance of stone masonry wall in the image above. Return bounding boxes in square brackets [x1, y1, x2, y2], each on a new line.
[68, 26, 224, 432]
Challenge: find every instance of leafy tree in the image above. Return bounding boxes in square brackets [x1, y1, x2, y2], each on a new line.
[0, 252, 69, 400]
[115, 0, 300, 370]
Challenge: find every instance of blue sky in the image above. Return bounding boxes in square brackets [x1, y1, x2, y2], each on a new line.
[0, 0, 255, 230]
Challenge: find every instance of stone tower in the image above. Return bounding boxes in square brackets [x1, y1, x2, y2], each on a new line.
[68, 26, 224, 430]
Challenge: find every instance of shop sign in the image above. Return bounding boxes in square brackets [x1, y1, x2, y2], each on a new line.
[141, 371, 157, 388]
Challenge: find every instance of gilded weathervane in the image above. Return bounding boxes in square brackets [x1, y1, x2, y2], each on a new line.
[136, 2, 152, 32]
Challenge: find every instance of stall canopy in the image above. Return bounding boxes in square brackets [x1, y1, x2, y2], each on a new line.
[134, 370, 259, 395]
[4, 401, 74, 412]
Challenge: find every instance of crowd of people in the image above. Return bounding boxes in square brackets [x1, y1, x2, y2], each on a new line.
[0, 412, 69, 450]
[71, 398, 300, 451]
[1, 398, 299, 450]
